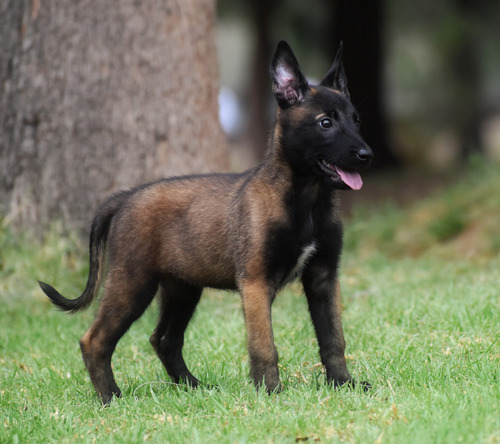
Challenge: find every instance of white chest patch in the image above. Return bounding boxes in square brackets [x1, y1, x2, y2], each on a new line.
[286, 241, 317, 282]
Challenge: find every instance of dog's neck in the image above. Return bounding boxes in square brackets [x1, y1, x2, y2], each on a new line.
[259, 119, 338, 214]
[256, 122, 292, 183]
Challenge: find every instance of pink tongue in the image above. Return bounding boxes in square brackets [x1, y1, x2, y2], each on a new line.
[335, 166, 363, 190]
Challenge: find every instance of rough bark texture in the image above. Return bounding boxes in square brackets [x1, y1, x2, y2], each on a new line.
[0, 0, 228, 234]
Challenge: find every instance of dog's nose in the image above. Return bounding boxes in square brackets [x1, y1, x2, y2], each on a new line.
[356, 147, 373, 162]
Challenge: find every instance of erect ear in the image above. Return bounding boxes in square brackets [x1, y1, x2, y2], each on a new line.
[270, 41, 309, 108]
[321, 42, 349, 97]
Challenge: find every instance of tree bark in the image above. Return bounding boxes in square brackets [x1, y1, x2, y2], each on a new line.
[0, 0, 228, 234]
[332, 0, 399, 168]
[247, 0, 272, 161]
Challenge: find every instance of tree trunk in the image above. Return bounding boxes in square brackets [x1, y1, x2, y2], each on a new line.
[332, 0, 399, 168]
[247, 0, 272, 161]
[0, 0, 228, 234]
[453, 0, 483, 159]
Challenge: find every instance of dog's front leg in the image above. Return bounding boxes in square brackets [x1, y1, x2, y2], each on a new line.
[302, 264, 353, 387]
[241, 280, 280, 393]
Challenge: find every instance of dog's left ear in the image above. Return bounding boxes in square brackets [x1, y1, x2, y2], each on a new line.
[321, 42, 349, 97]
[271, 41, 309, 108]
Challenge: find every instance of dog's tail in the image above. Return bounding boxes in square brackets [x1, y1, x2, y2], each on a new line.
[39, 190, 132, 313]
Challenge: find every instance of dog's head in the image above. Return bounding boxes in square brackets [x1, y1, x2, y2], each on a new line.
[271, 41, 373, 190]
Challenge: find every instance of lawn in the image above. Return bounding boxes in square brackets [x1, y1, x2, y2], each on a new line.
[1, 159, 499, 443]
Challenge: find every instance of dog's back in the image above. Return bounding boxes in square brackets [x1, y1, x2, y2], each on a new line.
[106, 155, 295, 291]
[108, 173, 244, 289]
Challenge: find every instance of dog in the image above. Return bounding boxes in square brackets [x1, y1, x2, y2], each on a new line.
[39, 40, 373, 404]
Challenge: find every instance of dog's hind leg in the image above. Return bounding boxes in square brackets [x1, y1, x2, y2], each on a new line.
[150, 277, 202, 387]
[80, 275, 158, 405]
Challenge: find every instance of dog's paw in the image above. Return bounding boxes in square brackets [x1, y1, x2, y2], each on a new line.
[332, 378, 371, 392]
[265, 381, 282, 395]
[357, 380, 372, 391]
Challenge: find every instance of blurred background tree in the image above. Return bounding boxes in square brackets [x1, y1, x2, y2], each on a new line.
[0, 0, 227, 234]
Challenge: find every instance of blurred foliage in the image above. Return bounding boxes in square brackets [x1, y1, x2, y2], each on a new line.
[344, 156, 500, 260]
[427, 200, 467, 242]
[386, 0, 500, 161]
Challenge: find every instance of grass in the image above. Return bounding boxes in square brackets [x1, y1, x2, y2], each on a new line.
[1, 158, 499, 443]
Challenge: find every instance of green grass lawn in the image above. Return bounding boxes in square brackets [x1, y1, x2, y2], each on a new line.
[1, 159, 499, 443]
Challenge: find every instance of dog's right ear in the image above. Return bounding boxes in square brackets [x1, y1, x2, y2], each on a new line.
[270, 41, 309, 108]
[321, 42, 349, 97]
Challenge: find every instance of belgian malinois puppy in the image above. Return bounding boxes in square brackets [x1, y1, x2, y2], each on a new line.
[40, 41, 373, 405]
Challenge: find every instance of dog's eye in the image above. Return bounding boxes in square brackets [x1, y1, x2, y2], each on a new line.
[319, 118, 332, 129]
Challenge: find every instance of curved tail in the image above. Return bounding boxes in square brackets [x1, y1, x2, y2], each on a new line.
[39, 190, 132, 313]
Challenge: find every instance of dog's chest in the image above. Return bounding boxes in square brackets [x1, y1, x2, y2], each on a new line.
[285, 241, 317, 282]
